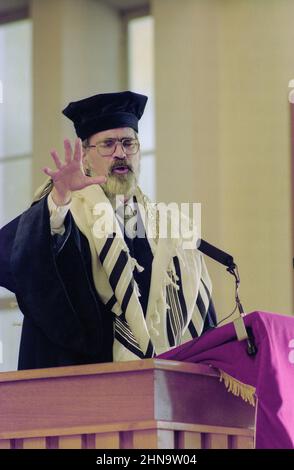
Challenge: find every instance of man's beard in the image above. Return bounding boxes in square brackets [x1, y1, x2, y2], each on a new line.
[101, 160, 140, 200]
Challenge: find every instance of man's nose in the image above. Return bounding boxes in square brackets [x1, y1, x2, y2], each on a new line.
[112, 141, 127, 159]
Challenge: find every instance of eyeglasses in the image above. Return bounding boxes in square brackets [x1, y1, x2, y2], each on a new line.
[88, 138, 140, 157]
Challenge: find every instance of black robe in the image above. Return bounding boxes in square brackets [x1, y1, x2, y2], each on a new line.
[0, 196, 114, 369]
[0, 195, 216, 371]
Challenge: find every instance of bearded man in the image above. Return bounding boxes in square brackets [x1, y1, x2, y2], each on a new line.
[0, 91, 217, 370]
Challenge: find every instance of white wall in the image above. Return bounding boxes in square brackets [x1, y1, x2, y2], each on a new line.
[31, 0, 124, 190]
[153, 0, 294, 319]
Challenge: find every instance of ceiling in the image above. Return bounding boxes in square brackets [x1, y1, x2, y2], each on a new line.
[101, 0, 149, 11]
[0, 0, 149, 16]
[0, 0, 27, 12]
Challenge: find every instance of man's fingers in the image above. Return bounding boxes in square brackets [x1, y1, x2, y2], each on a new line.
[64, 139, 73, 163]
[50, 150, 63, 169]
[42, 167, 55, 177]
[85, 176, 107, 186]
[73, 138, 82, 162]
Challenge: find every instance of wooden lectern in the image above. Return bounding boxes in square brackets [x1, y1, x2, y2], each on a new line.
[0, 359, 255, 449]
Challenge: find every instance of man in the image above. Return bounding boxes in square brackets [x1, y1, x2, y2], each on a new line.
[0, 91, 216, 370]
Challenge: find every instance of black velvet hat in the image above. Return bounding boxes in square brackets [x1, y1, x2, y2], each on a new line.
[62, 91, 148, 140]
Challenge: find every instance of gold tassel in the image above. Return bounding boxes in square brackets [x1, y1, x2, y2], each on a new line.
[220, 370, 256, 407]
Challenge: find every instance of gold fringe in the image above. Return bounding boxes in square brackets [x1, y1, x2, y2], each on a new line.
[219, 370, 256, 407]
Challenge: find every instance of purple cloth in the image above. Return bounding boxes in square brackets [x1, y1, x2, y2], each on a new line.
[158, 311, 294, 449]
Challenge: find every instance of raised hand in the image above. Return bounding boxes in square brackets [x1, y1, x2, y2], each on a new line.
[43, 138, 106, 205]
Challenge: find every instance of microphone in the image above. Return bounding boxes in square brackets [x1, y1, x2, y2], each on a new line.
[197, 239, 236, 269]
[197, 238, 257, 356]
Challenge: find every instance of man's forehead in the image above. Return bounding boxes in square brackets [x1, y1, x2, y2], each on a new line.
[90, 127, 136, 141]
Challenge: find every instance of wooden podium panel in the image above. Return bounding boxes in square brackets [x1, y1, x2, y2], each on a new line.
[0, 359, 255, 449]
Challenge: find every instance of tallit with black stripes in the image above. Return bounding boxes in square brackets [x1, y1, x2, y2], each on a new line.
[67, 184, 214, 361]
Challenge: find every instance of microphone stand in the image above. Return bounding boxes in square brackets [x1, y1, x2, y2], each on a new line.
[226, 263, 257, 356]
[198, 239, 257, 356]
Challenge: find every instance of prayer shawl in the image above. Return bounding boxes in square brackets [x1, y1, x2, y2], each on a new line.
[159, 310, 294, 449]
[67, 184, 212, 361]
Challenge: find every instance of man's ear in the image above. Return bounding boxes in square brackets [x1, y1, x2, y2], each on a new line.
[83, 153, 93, 177]
[82, 152, 89, 174]
[82, 146, 90, 165]
[82, 144, 87, 159]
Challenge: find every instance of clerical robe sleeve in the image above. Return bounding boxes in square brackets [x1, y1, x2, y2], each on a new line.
[0, 214, 19, 293]
[47, 192, 71, 235]
[46, 192, 73, 254]
[0, 195, 105, 359]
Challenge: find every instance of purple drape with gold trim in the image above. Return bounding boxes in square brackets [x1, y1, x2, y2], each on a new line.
[159, 311, 294, 449]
